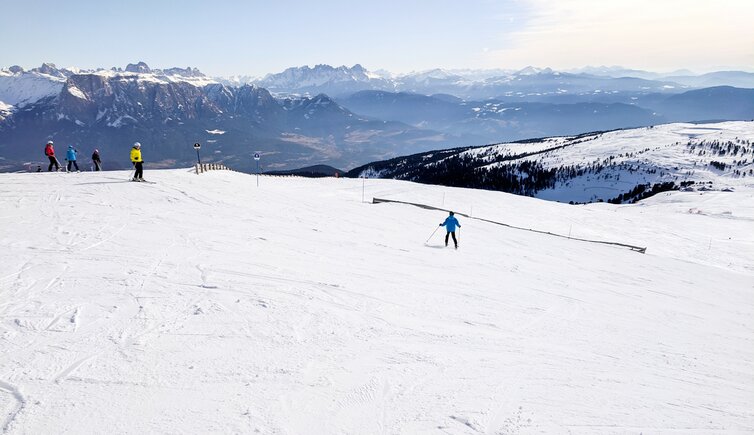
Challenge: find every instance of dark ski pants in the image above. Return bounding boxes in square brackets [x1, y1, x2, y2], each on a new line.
[47, 156, 59, 171]
[94, 161, 101, 171]
[67, 160, 79, 171]
[133, 162, 143, 179]
[445, 231, 457, 247]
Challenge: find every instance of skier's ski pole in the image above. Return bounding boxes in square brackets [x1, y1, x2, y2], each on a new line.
[425, 226, 440, 243]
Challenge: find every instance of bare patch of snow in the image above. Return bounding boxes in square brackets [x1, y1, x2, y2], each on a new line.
[107, 115, 136, 128]
[66, 86, 87, 100]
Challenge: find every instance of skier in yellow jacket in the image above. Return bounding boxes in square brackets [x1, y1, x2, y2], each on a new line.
[130, 142, 144, 181]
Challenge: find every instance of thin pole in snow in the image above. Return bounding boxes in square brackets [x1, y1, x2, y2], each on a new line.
[425, 226, 440, 243]
[362, 176, 365, 203]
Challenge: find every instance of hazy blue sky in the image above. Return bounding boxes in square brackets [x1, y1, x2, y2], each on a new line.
[1, 0, 752, 76]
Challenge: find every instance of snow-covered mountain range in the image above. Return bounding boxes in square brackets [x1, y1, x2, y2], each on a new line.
[0, 168, 751, 433]
[0, 63, 453, 172]
[348, 121, 754, 203]
[251, 64, 754, 99]
[0, 63, 215, 110]
[4, 62, 753, 111]
[253, 64, 391, 96]
[0, 67, 65, 109]
[1, 62, 753, 173]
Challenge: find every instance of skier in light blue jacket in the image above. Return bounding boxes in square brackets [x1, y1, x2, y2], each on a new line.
[440, 211, 461, 248]
[66, 145, 80, 172]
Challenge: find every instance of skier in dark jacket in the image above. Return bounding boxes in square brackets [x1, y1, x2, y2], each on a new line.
[440, 211, 461, 248]
[44, 141, 60, 171]
[92, 149, 102, 171]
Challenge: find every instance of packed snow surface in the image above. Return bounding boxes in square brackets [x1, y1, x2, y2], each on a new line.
[0, 170, 752, 434]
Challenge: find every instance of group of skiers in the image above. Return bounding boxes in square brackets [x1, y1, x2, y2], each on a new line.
[43, 140, 145, 182]
[44, 141, 101, 172]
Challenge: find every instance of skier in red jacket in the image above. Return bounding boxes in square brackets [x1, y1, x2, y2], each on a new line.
[44, 140, 60, 171]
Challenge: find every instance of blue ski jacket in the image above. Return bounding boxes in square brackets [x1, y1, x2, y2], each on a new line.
[66, 146, 77, 161]
[441, 215, 461, 232]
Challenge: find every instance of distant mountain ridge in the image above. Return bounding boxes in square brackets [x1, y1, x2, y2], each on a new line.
[335, 87, 754, 145]
[255, 64, 392, 96]
[655, 86, 754, 120]
[264, 164, 344, 177]
[252, 64, 698, 99]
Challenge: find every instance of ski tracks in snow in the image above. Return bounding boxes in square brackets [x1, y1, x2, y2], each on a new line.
[44, 306, 81, 333]
[196, 264, 219, 289]
[0, 379, 25, 434]
[53, 354, 99, 384]
[0, 261, 35, 285]
[76, 221, 129, 253]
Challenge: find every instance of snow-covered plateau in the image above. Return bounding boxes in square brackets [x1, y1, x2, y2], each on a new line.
[0, 169, 752, 434]
[363, 121, 754, 205]
[0, 70, 65, 107]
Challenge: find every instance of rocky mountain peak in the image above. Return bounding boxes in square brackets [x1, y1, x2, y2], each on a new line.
[33, 63, 68, 78]
[125, 62, 152, 74]
[515, 66, 554, 76]
[163, 67, 205, 78]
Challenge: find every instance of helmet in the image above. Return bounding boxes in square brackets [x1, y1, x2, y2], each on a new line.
[133, 142, 141, 148]
[46, 140, 53, 145]
[68, 145, 73, 148]
[94, 149, 99, 153]
[449, 211, 454, 216]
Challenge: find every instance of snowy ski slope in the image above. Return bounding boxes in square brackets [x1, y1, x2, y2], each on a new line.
[0, 169, 752, 434]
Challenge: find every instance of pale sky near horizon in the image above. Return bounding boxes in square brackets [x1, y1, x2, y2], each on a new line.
[1, 0, 752, 76]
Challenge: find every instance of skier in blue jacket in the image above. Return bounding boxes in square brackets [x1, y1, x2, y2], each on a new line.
[440, 211, 461, 248]
[65, 145, 80, 172]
